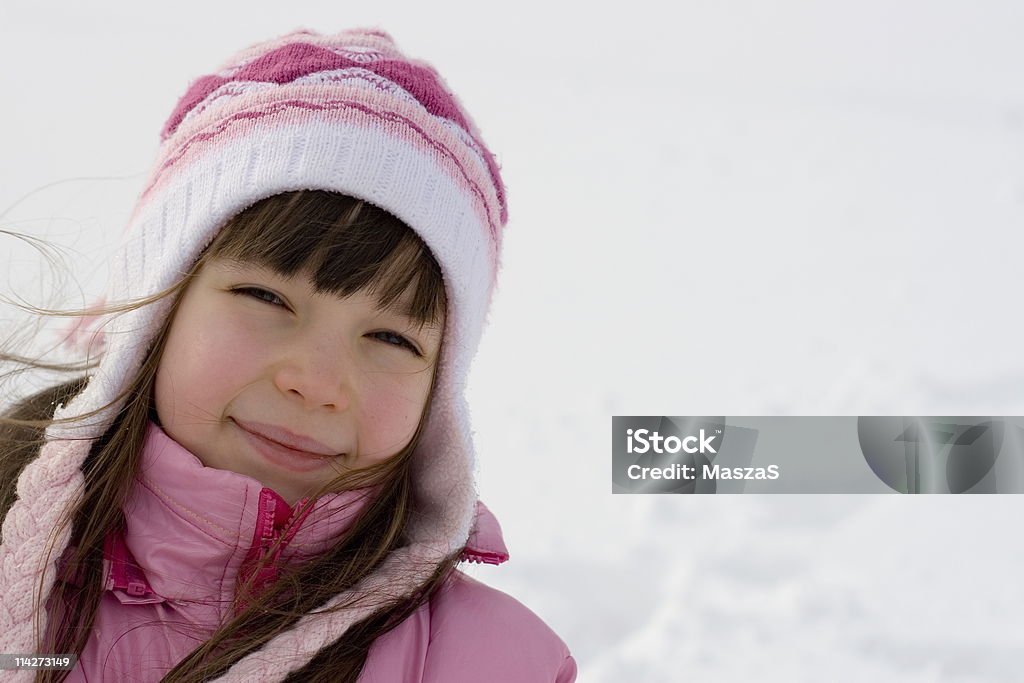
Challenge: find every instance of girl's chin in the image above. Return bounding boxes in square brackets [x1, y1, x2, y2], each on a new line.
[210, 454, 319, 506]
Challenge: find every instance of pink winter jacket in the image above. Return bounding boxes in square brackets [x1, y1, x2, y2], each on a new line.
[45, 422, 577, 682]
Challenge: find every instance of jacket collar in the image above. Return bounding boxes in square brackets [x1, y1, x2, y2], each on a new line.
[105, 421, 508, 605]
[116, 421, 375, 604]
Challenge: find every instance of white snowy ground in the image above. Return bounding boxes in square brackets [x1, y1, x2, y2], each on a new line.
[2, 2, 1022, 681]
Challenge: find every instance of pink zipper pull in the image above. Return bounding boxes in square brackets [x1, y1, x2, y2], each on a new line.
[237, 489, 309, 610]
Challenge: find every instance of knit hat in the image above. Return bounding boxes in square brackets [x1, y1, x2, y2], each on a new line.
[0, 27, 506, 680]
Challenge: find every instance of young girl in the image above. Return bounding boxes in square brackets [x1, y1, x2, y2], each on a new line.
[0, 28, 577, 682]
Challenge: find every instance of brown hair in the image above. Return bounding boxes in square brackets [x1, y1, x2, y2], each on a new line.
[0, 190, 461, 682]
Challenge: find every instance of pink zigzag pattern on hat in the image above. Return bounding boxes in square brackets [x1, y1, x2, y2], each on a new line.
[161, 41, 507, 224]
[147, 98, 501, 246]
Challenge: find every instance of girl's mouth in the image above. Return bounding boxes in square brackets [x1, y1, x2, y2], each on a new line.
[232, 419, 339, 473]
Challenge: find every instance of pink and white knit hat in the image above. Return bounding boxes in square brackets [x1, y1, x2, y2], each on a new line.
[0, 27, 506, 680]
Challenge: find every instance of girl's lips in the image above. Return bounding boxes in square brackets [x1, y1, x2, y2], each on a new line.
[232, 417, 337, 455]
[232, 419, 340, 474]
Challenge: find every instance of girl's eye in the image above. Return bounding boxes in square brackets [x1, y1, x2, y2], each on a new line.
[231, 287, 421, 357]
[232, 287, 287, 308]
[372, 331, 422, 357]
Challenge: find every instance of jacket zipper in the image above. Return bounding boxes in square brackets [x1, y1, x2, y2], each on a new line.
[238, 492, 312, 601]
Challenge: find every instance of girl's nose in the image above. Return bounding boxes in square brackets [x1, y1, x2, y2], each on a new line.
[273, 347, 353, 411]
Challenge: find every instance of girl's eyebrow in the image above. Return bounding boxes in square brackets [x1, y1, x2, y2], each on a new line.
[380, 301, 444, 334]
[214, 258, 443, 333]
[215, 258, 290, 280]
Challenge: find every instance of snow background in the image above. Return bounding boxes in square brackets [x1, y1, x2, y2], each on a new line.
[2, 1, 1023, 681]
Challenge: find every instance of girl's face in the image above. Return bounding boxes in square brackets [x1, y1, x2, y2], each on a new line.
[153, 255, 443, 505]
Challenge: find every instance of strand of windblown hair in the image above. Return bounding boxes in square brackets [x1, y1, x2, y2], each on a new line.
[210, 544, 445, 681]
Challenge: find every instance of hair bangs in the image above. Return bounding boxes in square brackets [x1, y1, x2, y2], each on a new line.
[204, 190, 446, 330]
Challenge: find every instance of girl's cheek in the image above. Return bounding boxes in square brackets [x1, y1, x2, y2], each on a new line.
[180, 308, 275, 381]
[362, 377, 431, 446]
[161, 303, 272, 395]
